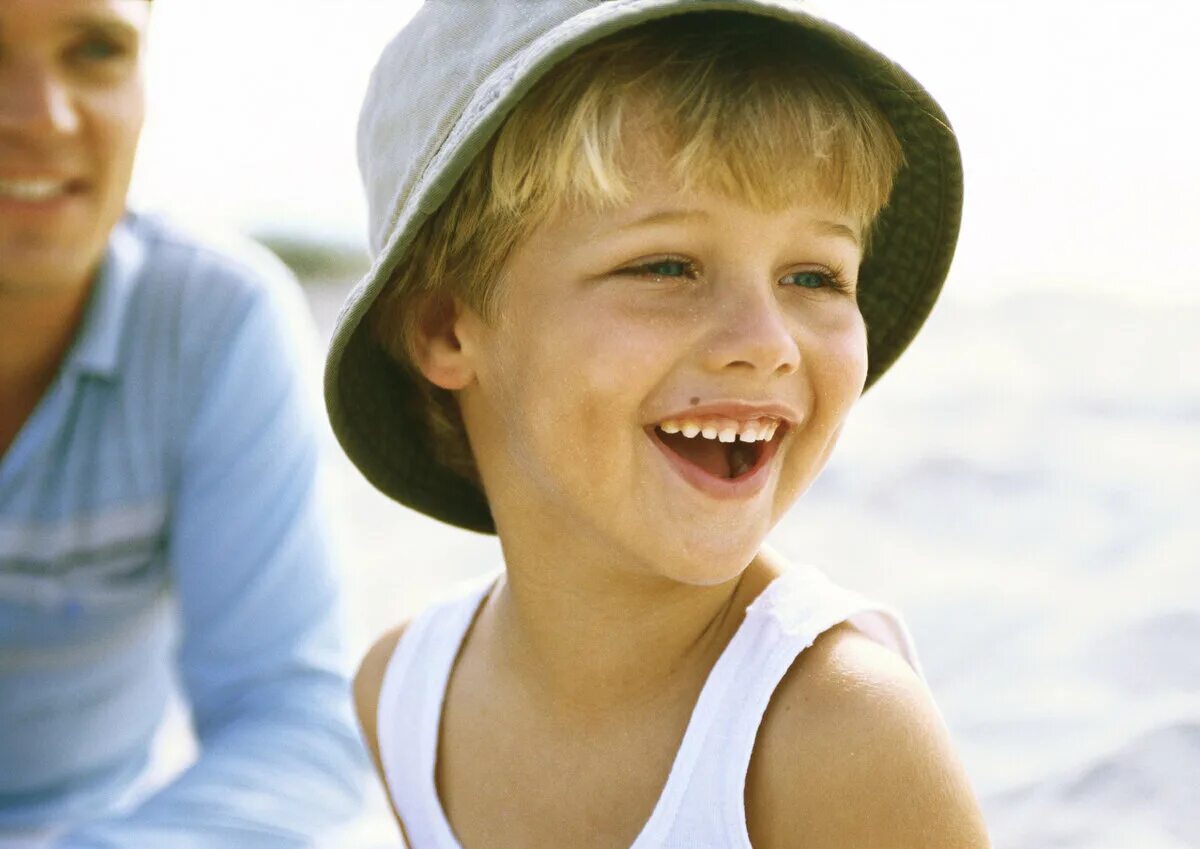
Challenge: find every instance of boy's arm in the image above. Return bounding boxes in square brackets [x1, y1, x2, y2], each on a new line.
[747, 624, 991, 849]
[354, 624, 410, 840]
[354, 624, 407, 778]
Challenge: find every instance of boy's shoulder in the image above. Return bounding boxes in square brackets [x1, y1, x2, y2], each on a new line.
[354, 622, 409, 771]
[354, 622, 410, 834]
[354, 572, 499, 763]
[746, 622, 991, 848]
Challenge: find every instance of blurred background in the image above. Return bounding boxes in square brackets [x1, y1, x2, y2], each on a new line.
[132, 1, 1199, 847]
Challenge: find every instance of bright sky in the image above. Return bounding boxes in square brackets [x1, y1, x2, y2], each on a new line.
[130, 1, 1199, 300]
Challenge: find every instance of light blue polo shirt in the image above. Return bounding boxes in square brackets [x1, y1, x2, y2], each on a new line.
[0, 213, 364, 846]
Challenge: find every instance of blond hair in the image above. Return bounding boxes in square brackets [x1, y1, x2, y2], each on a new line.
[371, 13, 904, 484]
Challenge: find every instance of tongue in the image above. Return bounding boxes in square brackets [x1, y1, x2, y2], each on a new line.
[729, 443, 756, 477]
[659, 430, 730, 477]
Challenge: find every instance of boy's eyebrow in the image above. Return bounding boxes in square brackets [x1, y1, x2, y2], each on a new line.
[814, 220, 862, 248]
[616, 208, 862, 247]
[618, 208, 711, 230]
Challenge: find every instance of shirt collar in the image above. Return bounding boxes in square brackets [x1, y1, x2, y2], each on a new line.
[69, 214, 147, 380]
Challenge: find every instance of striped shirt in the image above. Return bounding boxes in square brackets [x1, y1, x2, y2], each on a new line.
[0, 213, 364, 845]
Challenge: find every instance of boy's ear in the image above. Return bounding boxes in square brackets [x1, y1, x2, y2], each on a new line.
[410, 295, 476, 391]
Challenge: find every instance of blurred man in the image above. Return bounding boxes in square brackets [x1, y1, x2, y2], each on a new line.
[0, 1, 364, 846]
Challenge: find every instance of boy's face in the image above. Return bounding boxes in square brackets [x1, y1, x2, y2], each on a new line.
[450, 149, 868, 584]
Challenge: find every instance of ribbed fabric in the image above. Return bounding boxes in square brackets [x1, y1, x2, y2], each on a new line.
[0, 213, 364, 844]
[376, 564, 919, 848]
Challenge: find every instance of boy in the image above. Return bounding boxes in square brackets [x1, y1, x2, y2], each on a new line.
[328, 2, 990, 846]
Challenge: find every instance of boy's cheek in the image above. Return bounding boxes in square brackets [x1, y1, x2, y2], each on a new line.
[840, 336, 871, 400]
[547, 298, 667, 372]
[812, 313, 869, 398]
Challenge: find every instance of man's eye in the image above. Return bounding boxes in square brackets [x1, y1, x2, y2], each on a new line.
[68, 37, 128, 64]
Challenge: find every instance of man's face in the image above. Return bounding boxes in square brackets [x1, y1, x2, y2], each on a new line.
[0, 0, 148, 296]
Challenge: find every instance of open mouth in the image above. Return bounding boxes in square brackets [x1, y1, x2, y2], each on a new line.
[648, 417, 785, 485]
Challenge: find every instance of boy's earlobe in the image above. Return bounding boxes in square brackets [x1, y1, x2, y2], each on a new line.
[412, 297, 476, 391]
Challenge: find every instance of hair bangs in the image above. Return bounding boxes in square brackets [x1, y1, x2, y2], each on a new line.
[489, 15, 903, 234]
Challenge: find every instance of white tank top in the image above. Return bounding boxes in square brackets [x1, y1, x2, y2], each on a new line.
[376, 563, 921, 848]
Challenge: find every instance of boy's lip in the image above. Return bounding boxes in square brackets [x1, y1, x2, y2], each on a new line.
[646, 422, 784, 501]
[647, 399, 802, 427]
[642, 398, 796, 501]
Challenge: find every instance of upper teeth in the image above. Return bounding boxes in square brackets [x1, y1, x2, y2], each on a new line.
[659, 417, 779, 442]
[0, 178, 69, 201]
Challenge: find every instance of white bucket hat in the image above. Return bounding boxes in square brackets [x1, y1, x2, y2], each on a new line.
[325, 0, 963, 533]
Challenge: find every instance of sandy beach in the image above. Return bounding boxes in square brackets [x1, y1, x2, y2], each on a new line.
[299, 265, 1199, 848]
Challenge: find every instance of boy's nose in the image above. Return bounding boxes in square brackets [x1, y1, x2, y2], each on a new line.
[0, 62, 81, 139]
[702, 285, 801, 378]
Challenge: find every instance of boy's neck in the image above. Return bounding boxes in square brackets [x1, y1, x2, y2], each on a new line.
[479, 541, 777, 719]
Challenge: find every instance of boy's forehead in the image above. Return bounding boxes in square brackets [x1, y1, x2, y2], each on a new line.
[575, 136, 864, 243]
[533, 181, 864, 262]
[595, 196, 859, 240]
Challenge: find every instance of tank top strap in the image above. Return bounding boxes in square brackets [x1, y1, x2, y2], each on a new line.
[375, 572, 497, 849]
[642, 562, 921, 847]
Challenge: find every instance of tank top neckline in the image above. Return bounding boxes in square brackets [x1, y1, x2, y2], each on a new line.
[402, 567, 805, 849]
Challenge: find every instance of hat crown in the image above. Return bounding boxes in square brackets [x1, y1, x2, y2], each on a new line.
[358, 0, 597, 256]
[358, 0, 817, 256]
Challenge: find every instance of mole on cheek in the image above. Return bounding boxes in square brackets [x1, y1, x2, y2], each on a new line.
[690, 397, 700, 406]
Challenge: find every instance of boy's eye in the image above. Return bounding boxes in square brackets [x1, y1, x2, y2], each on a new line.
[781, 268, 853, 293]
[783, 270, 830, 289]
[641, 259, 691, 278]
[619, 258, 697, 280]
[616, 260, 852, 292]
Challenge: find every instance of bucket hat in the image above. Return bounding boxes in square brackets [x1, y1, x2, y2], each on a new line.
[325, 0, 964, 534]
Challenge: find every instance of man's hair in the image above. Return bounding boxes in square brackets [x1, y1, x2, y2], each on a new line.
[370, 13, 904, 485]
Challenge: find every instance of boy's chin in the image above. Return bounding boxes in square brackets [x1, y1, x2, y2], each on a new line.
[650, 535, 767, 589]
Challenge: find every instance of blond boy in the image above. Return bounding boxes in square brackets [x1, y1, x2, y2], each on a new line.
[328, 2, 989, 846]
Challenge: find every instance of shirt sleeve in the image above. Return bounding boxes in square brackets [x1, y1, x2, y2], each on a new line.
[54, 258, 368, 848]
